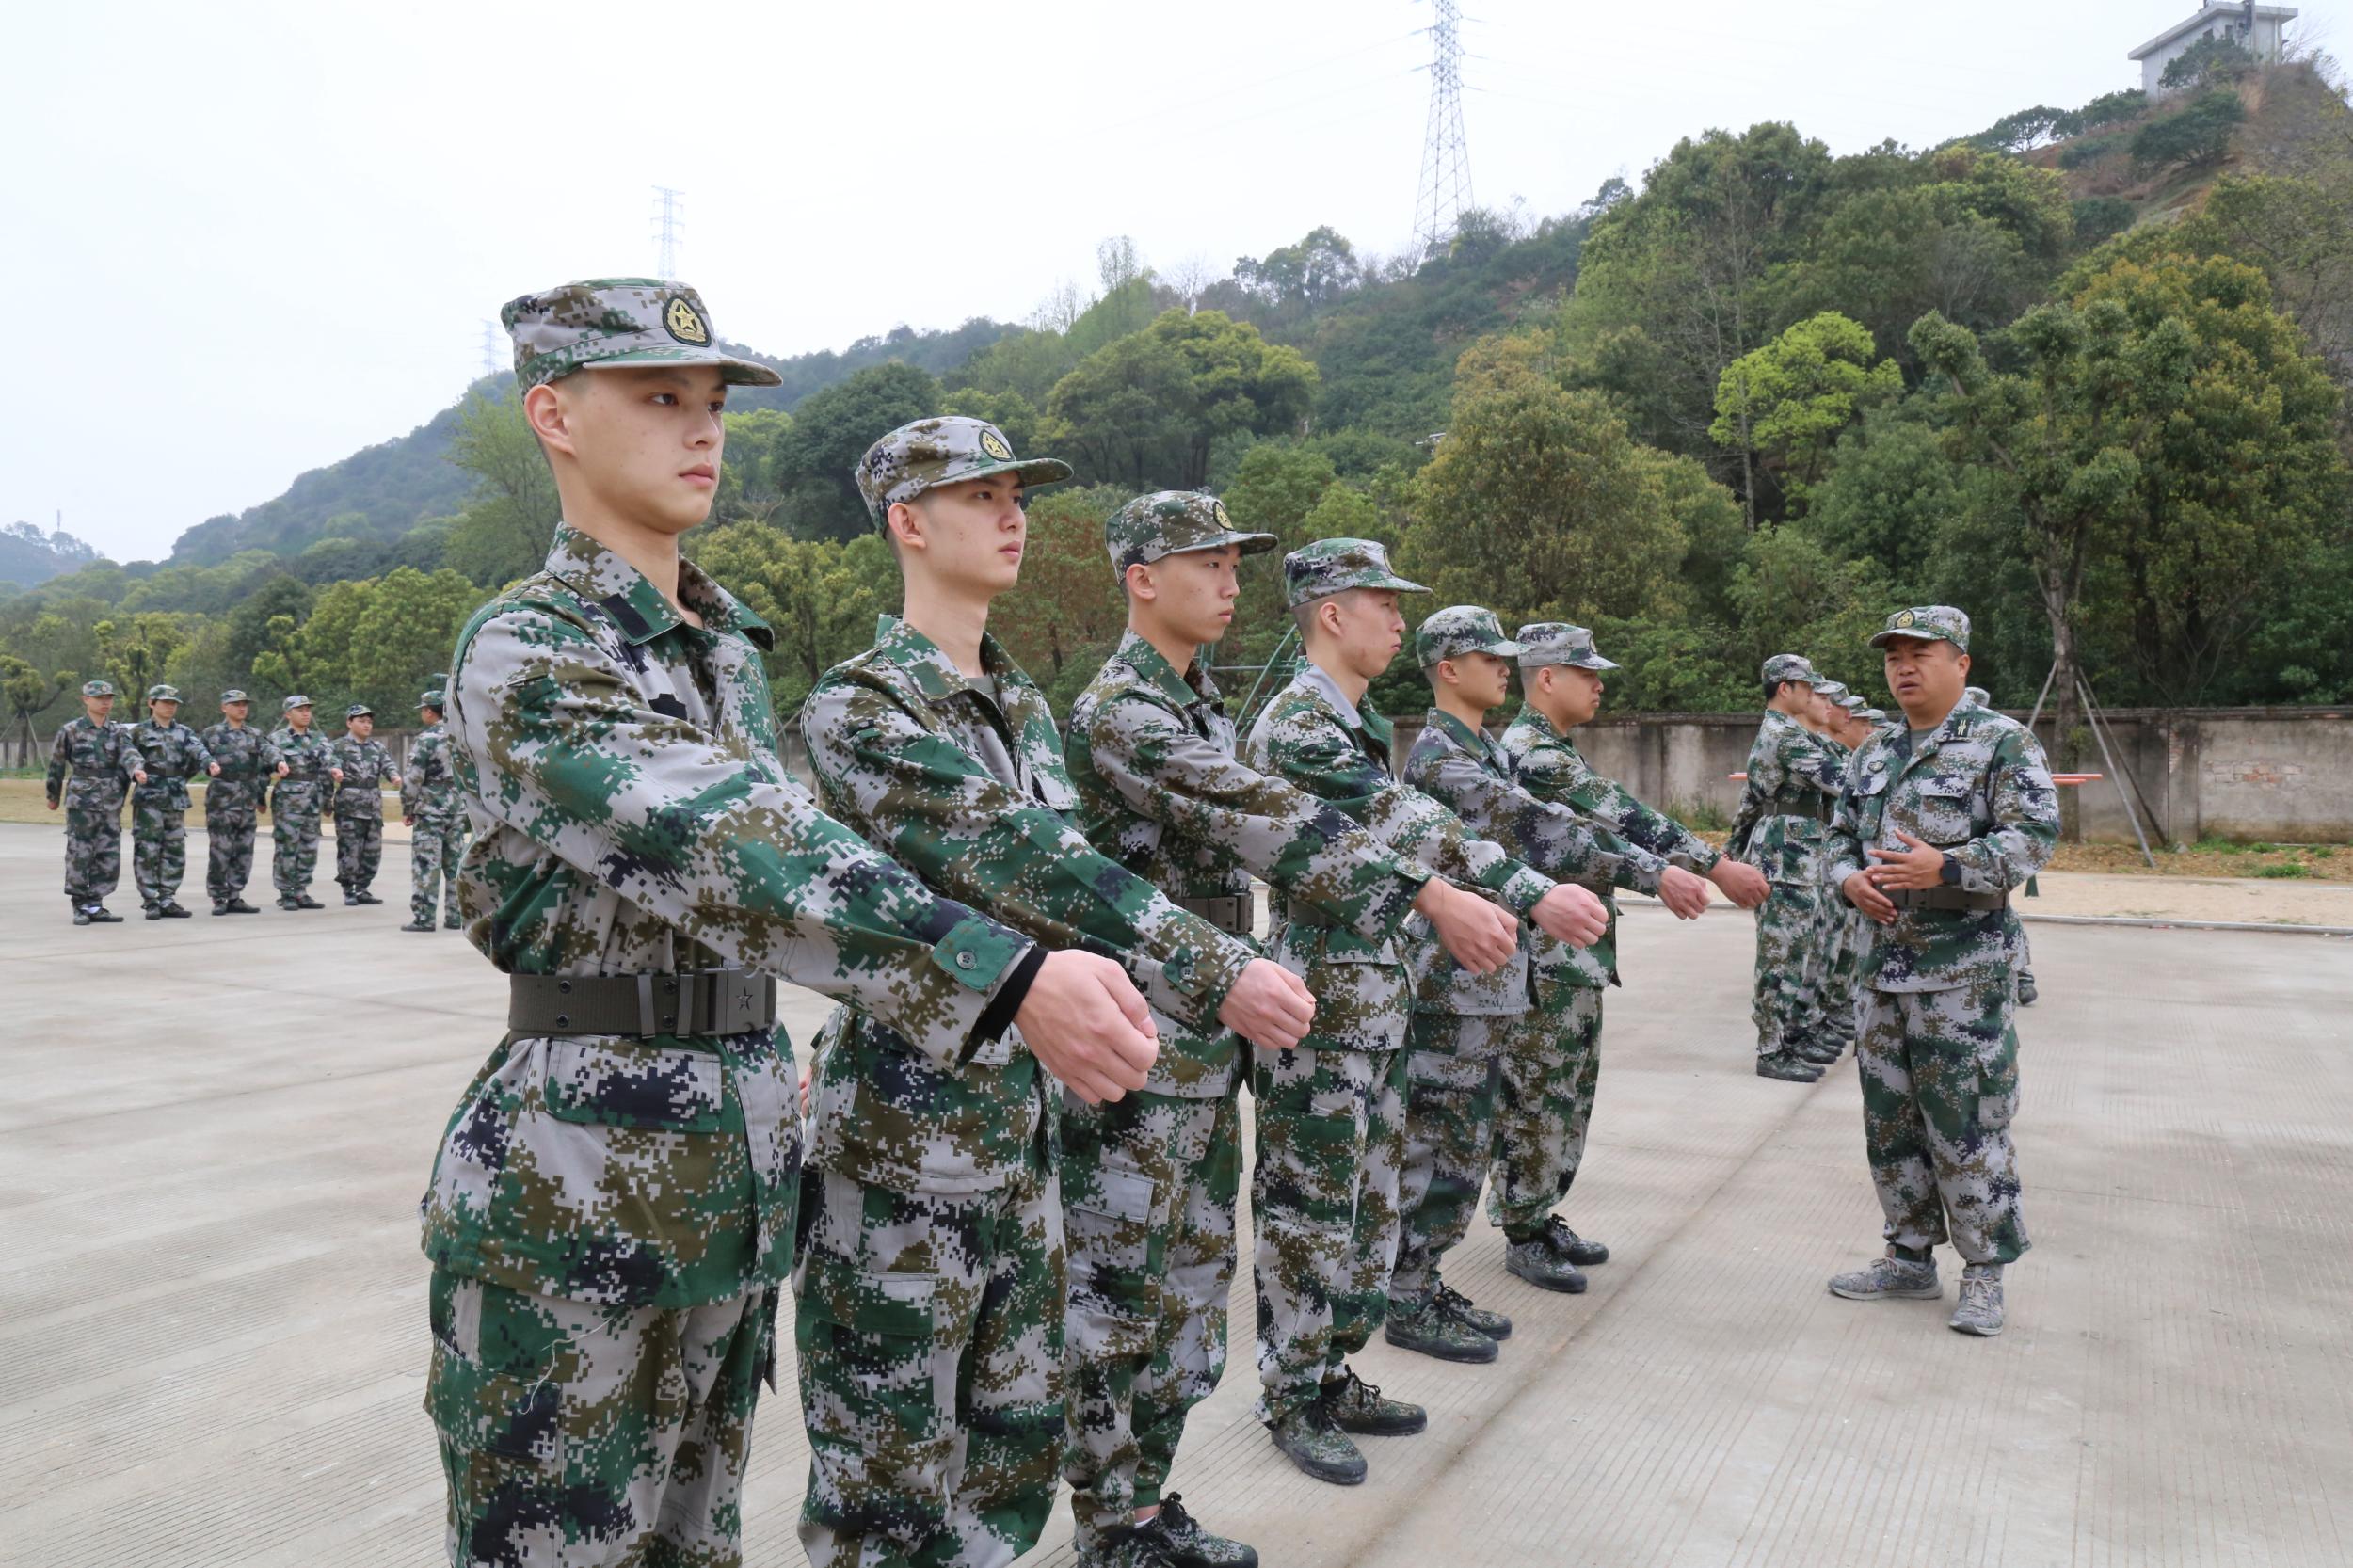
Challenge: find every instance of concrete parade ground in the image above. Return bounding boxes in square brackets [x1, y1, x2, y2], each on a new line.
[4, 818, 2351, 1568]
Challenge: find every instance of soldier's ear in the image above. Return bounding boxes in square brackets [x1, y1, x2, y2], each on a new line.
[1122, 562, 1156, 601]
[523, 382, 575, 458]
[886, 501, 928, 555]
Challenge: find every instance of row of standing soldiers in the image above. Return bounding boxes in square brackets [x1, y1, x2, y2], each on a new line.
[412, 280, 2060, 1568]
[44, 682, 469, 928]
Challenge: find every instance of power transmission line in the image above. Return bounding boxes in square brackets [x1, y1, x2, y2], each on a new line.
[478, 319, 501, 381]
[1413, 0, 1473, 260]
[652, 185, 686, 278]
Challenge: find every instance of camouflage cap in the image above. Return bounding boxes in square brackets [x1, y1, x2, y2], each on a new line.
[1416, 605, 1521, 667]
[219, 689, 250, 704]
[855, 416, 1072, 521]
[501, 279, 782, 392]
[1283, 538, 1427, 609]
[81, 679, 115, 697]
[345, 703, 373, 720]
[1839, 694, 1871, 714]
[146, 683, 181, 703]
[1761, 653, 1823, 687]
[1106, 490, 1277, 573]
[281, 694, 312, 712]
[1870, 604, 1972, 652]
[1817, 681, 1851, 704]
[417, 690, 445, 710]
[1515, 622, 1620, 672]
[1863, 708, 1889, 723]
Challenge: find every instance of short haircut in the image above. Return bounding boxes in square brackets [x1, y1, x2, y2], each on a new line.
[1764, 677, 1785, 702]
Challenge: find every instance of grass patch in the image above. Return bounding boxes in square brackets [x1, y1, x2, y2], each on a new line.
[1669, 796, 1731, 833]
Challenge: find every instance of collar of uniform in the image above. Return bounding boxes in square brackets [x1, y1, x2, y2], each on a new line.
[1115, 630, 1218, 713]
[1898, 700, 1974, 769]
[1296, 660, 1391, 749]
[870, 613, 1034, 705]
[1510, 701, 1572, 748]
[1424, 706, 1496, 761]
[540, 523, 773, 651]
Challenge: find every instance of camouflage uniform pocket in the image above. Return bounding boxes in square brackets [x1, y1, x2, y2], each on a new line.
[542, 1040, 724, 1133]
[793, 1248, 944, 1453]
[1065, 1162, 1161, 1352]
[1978, 1088, 2019, 1131]
[1405, 1048, 1491, 1093]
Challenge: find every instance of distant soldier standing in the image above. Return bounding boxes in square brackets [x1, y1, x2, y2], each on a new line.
[1826, 608, 2057, 1338]
[1242, 543, 1604, 1485]
[126, 683, 220, 919]
[1729, 654, 1849, 1081]
[1799, 687, 1880, 1060]
[200, 688, 285, 915]
[1490, 622, 1772, 1283]
[1966, 685, 2039, 1006]
[401, 690, 467, 934]
[1390, 608, 1685, 1357]
[44, 678, 141, 924]
[331, 702, 394, 905]
[268, 695, 341, 909]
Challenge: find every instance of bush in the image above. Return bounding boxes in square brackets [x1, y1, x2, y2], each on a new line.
[2130, 90, 2246, 175]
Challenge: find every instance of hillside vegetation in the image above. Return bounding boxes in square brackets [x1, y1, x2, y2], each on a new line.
[5, 54, 2348, 771]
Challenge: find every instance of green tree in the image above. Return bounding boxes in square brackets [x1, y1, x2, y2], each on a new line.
[444, 389, 563, 585]
[345, 568, 483, 715]
[2131, 89, 2247, 175]
[772, 363, 943, 542]
[688, 522, 898, 712]
[1, 653, 72, 764]
[1046, 311, 1318, 488]
[990, 485, 1132, 712]
[1710, 312, 1903, 515]
[92, 613, 191, 710]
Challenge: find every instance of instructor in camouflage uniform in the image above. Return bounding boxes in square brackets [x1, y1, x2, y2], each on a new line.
[1489, 622, 1770, 1288]
[798, 421, 1312, 1568]
[401, 689, 467, 934]
[422, 279, 1128, 1568]
[44, 678, 140, 924]
[1391, 608, 1687, 1358]
[1063, 496, 1514, 1565]
[1243, 542, 1605, 1486]
[1824, 606, 2057, 1338]
[200, 688, 284, 915]
[126, 683, 220, 919]
[1729, 654, 1849, 1081]
[268, 695, 341, 910]
[331, 702, 394, 905]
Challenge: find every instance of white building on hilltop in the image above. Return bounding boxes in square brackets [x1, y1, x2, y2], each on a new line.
[2131, 4, 2299, 95]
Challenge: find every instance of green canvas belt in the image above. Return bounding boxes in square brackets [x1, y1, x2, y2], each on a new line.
[508, 968, 779, 1039]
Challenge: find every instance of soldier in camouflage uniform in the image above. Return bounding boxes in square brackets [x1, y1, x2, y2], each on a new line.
[1242, 543, 1606, 1486]
[402, 689, 468, 933]
[798, 423, 1314, 1567]
[1486, 622, 1771, 1288]
[200, 688, 285, 915]
[422, 279, 1129, 1568]
[331, 702, 395, 904]
[1391, 609, 1695, 1359]
[1807, 691, 1887, 1053]
[1965, 686, 2039, 1006]
[1728, 654, 1850, 1081]
[268, 695, 342, 909]
[1825, 607, 2057, 1338]
[1062, 495, 1513, 1563]
[125, 683, 220, 918]
[44, 679, 141, 924]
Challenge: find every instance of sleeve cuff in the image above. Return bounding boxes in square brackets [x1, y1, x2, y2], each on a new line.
[1495, 863, 1554, 916]
[970, 940, 1048, 1048]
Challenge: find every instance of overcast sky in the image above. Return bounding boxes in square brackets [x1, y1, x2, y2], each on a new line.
[5, 0, 2344, 563]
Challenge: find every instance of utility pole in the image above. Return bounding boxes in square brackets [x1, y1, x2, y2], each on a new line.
[1413, 0, 1473, 261]
[478, 320, 501, 381]
[652, 185, 686, 278]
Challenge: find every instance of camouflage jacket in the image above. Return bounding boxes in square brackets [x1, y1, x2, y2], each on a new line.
[125, 720, 215, 811]
[329, 735, 396, 819]
[1406, 708, 1665, 1008]
[1823, 699, 2059, 993]
[422, 526, 1035, 1309]
[44, 716, 139, 807]
[401, 722, 461, 823]
[803, 615, 1255, 1193]
[268, 725, 340, 801]
[1067, 630, 1430, 1095]
[1243, 664, 1554, 1050]
[200, 723, 280, 814]
[1729, 710, 1850, 883]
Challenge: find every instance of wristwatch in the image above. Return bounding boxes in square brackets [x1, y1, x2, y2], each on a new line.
[1938, 852, 1962, 886]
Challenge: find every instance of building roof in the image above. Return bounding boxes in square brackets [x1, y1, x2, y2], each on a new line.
[2130, 5, 2299, 61]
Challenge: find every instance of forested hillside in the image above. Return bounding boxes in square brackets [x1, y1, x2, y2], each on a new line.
[6, 50, 2347, 764]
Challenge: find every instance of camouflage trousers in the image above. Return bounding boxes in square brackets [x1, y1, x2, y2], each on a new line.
[1488, 988, 1604, 1240]
[204, 808, 259, 904]
[1752, 880, 1820, 1054]
[794, 1160, 1065, 1568]
[1391, 1013, 1509, 1306]
[424, 1268, 774, 1568]
[1808, 902, 1867, 1049]
[132, 801, 188, 906]
[59, 786, 125, 905]
[271, 791, 324, 897]
[412, 812, 469, 924]
[336, 810, 384, 891]
[1061, 1086, 1241, 1554]
[1250, 1043, 1408, 1423]
[1857, 981, 2029, 1267]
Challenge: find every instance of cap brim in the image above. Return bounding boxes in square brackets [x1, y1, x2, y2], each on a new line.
[964, 456, 1075, 490]
[1372, 573, 1430, 594]
[581, 348, 784, 389]
[1521, 652, 1618, 671]
[1868, 629, 1958, 649]
[1164, 530, 1281, 558]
